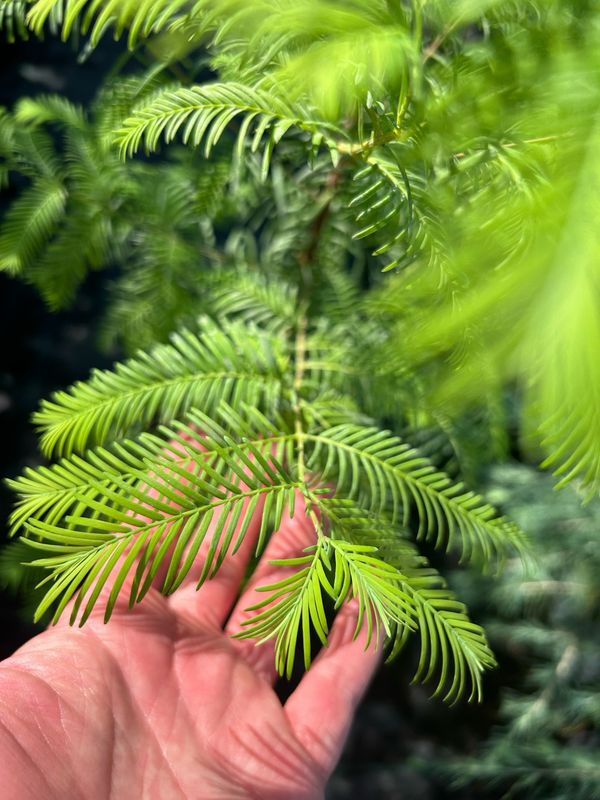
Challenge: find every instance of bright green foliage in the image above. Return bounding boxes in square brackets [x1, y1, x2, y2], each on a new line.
[15, 0, 191, 46]
[446, 464, 600, 798]
[25, 426, 300, 627]
[33, 318, 286, 455]
[2, 0, 599, 698]
[7, 282, 523, 697]
[306, 424, 520, 565]
[116, 83, 341, 166]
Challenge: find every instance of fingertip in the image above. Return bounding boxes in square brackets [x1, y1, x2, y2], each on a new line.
[284, 598, 382, 775]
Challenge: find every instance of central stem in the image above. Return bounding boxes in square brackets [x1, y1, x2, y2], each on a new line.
[292, 168, 342, 538]
[293, 313, 307, 484]
[292, 314, 324, 539]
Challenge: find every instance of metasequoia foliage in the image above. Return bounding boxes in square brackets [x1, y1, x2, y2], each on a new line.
[446, 465, 600, 799]
[0, 0, 598, 699]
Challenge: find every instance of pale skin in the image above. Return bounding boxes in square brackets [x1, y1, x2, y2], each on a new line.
[0, 492, 380, 800]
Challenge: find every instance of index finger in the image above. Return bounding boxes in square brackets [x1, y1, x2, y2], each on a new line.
[284, 598, 382, 776]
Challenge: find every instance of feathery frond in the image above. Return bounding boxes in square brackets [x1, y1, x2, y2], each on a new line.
[25, 440, 299, 625]
[10, 403, 295, 532]
[21, 0, 191, 46]
[398, 566, 497, 703]
[349, 146, 413, 271]
[116, 82, 341, 174]
[237, 535, 416, 678]
[8, 432, 169, 536]
[0, 178, 66, 273]
[306, 423, 524, 566]
[321, 497, 497, 702]
[210, 272, 298, 333]
[34, 319, 287, 456]
[15, 94, 87, 131]
[236, 538, 334, 678]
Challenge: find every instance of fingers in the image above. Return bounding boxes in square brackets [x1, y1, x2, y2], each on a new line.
[284, 598, 382, 777]
[224, 491, 317, 684]
[103, 432, 266, 627]
[54, 434, 208, 626]
[55, 432, 261, 627]
[166, 490, 264, 628]
[128, 434, 208, 595]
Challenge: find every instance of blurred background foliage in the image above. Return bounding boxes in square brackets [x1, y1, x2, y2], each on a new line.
[446, 464, 600, 800]
[0, 1, 599, 798]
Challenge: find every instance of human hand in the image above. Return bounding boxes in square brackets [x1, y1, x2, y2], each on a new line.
[0, 491, 380, 800]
